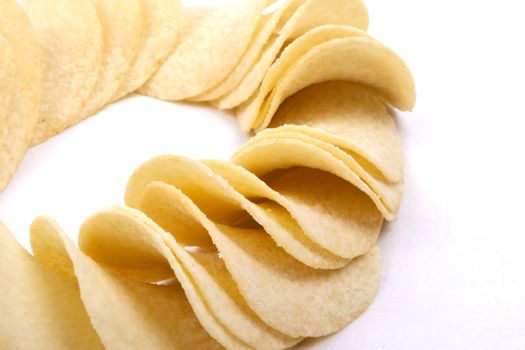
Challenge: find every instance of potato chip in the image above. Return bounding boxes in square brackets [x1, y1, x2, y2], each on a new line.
[232, 136, 397, 220]
[236, 26, 415, 131]
[261, 37, 415, 130]
[21, 0, 103, 145]
[30, 216, 221, 350]
[0, 222, 104, 349]
[235, 24, 370, 130]
[0, 1, 41, 191]
[269, 81, 403, 182]
[139, 0, 268, 100]
[73, 0, 142, 123]
[203, 159, 384, 260]
[127, 156, 345, 269]
[113, 0, 181, 100]
[211, 226, 381, 337]
[214, 0, 370, 109]
[143, 176, 349, 269]
[244, 130, 403, 214]
[236, 82, 406, 210]
[0, 36, 17, 191]
[124, 184, 381, 337]
[78, 206, 300, 349]
[126, 155, 374, 267]
[190, 0, 295, 102]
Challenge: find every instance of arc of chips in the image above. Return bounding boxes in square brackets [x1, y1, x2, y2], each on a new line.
[0, 0, 415, 349]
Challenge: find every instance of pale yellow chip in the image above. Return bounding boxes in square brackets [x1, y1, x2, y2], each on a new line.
[21, 0, 103, 145]
[264, 167, 384, 258]
[269, 81, 404, 182]
[212, 226, 381, 337]
[139, 0, 268, 101]
[113, 0, 182, 100]
[30, 216, 221, 350]
[259, 36, 416, 130]
[236, 25, 415, 131]
[78, 206, 300, 349]
[0, 221, 104, 349]
[191, 0, 295, 102]
[232, 135, 398, 220]
[214, 0, 370, 109]
[235, 81, 406, 212]
[126, 155, 359, 268]
[236, 24, 370, 130]
[74, 0, 142, 123]
[203, 159, 384, 260]
[125, 184, 381, 337]
[0, 36, 17, 191]
[0, 37, 11, 144]
[0, 0, 41, 191]
[245, 130, 404, 214]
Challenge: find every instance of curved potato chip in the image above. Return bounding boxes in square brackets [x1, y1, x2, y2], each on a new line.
[238, 128, 403, 213]
[232, 136, 397, 220]
[235, 24, 370, 130]
[0, 35, 12, 148]
[140, 0, 268, 101]
[190, 0, 294, 102]
[21, 0, 103, 145]
[269, 81, 403, 182]
[123, 185, 381, 337]
[214, 0, 370, 109]
[212, 225, 381, 337]
[126, 155, 366, 267]
[236, 26, 415, 131]
[0, 2, 41, 191]
[78, 206, 300, 349]
[127, 156, 347, 268]
[0, 222, 104, 349]
[258, 36, 415, 130]
[113, 0, 181, 100]
[30, 216, 221, 350]
[74, 0, 142, 122]
[0, 37, 17, 190]
[203, 159, 382, 261]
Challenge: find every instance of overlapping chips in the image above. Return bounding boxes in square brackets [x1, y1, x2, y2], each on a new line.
[0, 0, 41, 191]
[21, 0, 103, 145]
[0, 0, 415, 348]
[0, 0, 181, 191]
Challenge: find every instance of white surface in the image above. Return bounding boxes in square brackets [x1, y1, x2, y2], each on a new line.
[1, 0, 524, 348]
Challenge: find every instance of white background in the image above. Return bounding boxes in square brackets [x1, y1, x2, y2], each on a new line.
[1, 0, 524, 348]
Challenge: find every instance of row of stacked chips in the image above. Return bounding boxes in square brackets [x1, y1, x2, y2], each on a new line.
[0, 0, 416, 348]
[0, 0, 181, 190]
